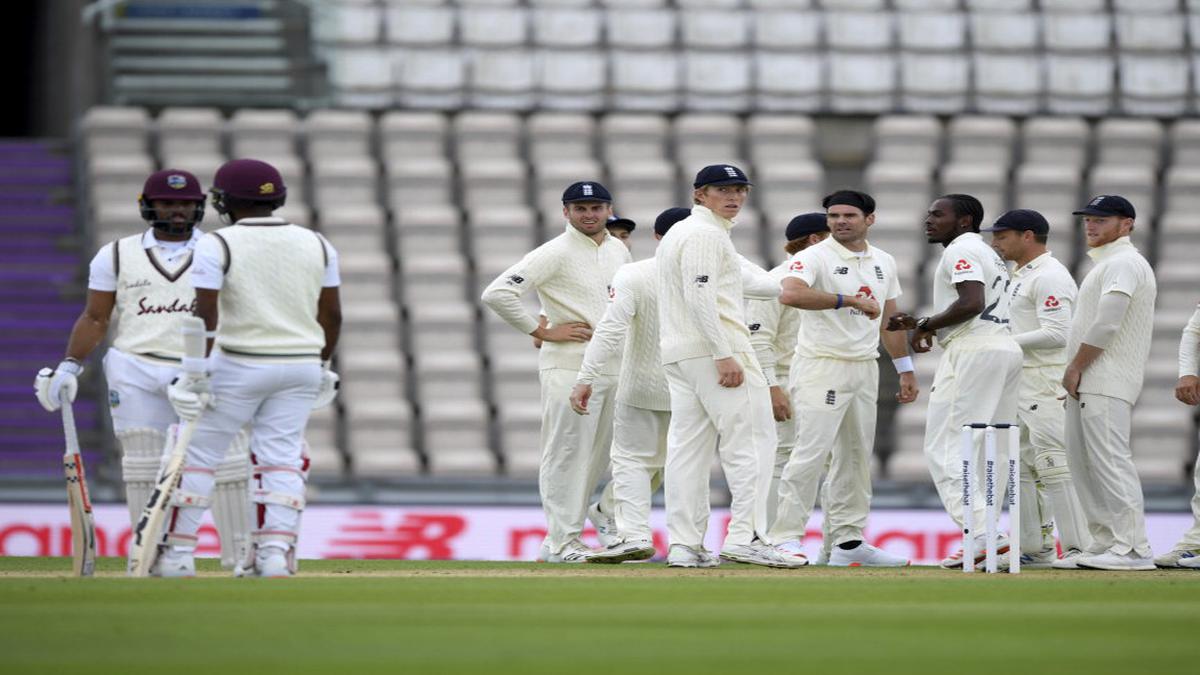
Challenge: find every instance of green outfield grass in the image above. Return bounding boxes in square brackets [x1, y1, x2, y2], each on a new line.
[2, 557, 1198, 675]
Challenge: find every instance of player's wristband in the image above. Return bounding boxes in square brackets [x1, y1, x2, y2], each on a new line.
[834, 293, 844, 309]
[181, 356, 210, 375]
[204, 330, 217, 339]
[892, 356, 915, 374]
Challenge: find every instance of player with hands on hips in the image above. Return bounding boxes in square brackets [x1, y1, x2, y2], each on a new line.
[765, 190, 915, 567]
[34, 169, 255, 571]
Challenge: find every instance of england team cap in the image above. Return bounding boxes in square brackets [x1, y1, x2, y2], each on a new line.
[785, 212, 830, 241]
[981, 209, 1050, 235]
[1072, 195, 1136, 219]
[654, 207, 692, 236]
[607, 215, 636, 232]
[562, 181, 612, 203]
[693, 164, 753, 189]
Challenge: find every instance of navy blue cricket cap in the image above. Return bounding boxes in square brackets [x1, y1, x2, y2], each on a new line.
[562, 181, 612, 203]
[1073, 195, 1136, 219]
[607, 215, 636, 232]
[693, 164, 752, 189]
[982, 209, 1049, 235]
[654, 207, 692, 236]
[785, 212, 830, 241]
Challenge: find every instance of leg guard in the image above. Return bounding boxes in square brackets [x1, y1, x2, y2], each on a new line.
[212, 430, 252, 569]
[236, 449, 309, 577]
[117, 428, 167, 530]
[1035, 449, 1092, 552]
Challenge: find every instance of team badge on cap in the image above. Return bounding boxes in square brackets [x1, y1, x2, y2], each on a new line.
[166, 174, 188, 190]
[259, 182, 276, 195]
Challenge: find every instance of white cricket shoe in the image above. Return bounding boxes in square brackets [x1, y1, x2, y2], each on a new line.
[1076, 550, 1156, 571]
[150, 548, 195, 578]
[771, 540, 810, 567]
[1018, 547, 1057, 569]
[1178, 555, 1200, 569]
[941, 536, 1010, 570]
[588, 502, 620, 548]
[1153, 548, 1200, 569]
[255, 546, 293, 578]
[1050, 549, 1087, 570]
[538, 540, 593, 564]
[666, 544, 720, 568]
[588, 539, 656, 564]
[829, 543, 910, 567]
[721, 541, 806, 569]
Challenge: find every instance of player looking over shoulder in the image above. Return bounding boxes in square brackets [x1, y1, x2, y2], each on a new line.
[156, 159, 342, 578]
[34, 169, 253, 570]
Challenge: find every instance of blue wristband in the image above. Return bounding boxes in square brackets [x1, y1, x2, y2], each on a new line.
[835, 293, 844, 310]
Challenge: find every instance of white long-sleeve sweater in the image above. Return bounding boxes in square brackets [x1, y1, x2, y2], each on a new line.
[656, 205, 759, 364]
[481, 225, 631, 372]
[576, 259, 669, 411]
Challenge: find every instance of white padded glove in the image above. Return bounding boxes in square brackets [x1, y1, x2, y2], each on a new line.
[168, 371, 213, 421]
[34, 360, 83, 412]
[312, 360, 339, 410]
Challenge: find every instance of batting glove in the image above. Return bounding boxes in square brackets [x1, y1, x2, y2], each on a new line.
[34, 360, 83, 412]
[168, 371, 213, 421]
[312, 360, 339, 410]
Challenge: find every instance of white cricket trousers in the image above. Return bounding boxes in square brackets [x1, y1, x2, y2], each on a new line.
[1171, 447, 1200, 551]
[610, 403, 669, 542]
[768, 357, 878, 546]
[539, 368, 617, 555]
[1064, 393, 1151, 557]
[923, 335, 1022, 531]
[102, 348, 179, 433]
[168, 352, 321, 551]
[1016, 365, 1091, 554]
[663, 353, 775, 550]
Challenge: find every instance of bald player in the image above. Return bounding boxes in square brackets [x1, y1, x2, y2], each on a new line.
[985, 209, 1091, 567]
[34, 169, 252, 570]
[1157, 302, 1200, 569]
[656, 164, 798, 569]
[887, 194, 1022, 570]
[1062, 195, 1156, 571]
[482, 181, 630, 563]
[767, 190, 916, 567]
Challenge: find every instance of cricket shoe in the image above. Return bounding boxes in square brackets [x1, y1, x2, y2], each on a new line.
[829, 543, 910, 567]
[538, 540, 593, 564]
[941, 537, 1010, 570]
[150, 548, 195, 578]
[1018, 547, 1058, 569]
[1050, 549, 1087, 570]
[721, 541, 806, 569]
[1076, 550, 1156, 571]
[255, 546, 294, 578]
[588, 539, 656, 564]
[771, 539, 810, 567]
[588, 502, 620, 548]
[666, 544, 720, 569]
[1178, 555, 1200, 569]
[1153, 548, 1200, 569]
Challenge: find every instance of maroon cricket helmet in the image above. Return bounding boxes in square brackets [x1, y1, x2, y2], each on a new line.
[138, 169, 206, 234]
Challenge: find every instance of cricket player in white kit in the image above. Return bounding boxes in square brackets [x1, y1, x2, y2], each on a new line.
[34, 169, 252, 569]
[657, 164, 798, 569]
[157, 159, 342, 577]
[570, 208, 691, 564]
[768, 191, 916, 567]
[482, 181, 630, 563]
[1156, 302, 1200, 569]
[887, 194, 1023, 569]
[746, 213, 829, 531]
[1060, 195, 1157, 571]
[984, 209, 1091, 567]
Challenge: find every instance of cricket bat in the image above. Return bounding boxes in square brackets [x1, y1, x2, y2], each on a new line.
[60, 394, 96, 577]
[128, 317, 208, 577]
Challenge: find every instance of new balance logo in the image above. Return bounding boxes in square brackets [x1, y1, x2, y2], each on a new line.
[825, 390, 836, 405]
[748, 322, 761, 332]
[694, 275, 709, 284]
[506, 274, 525, 285]
[833, 266, 849, 275]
